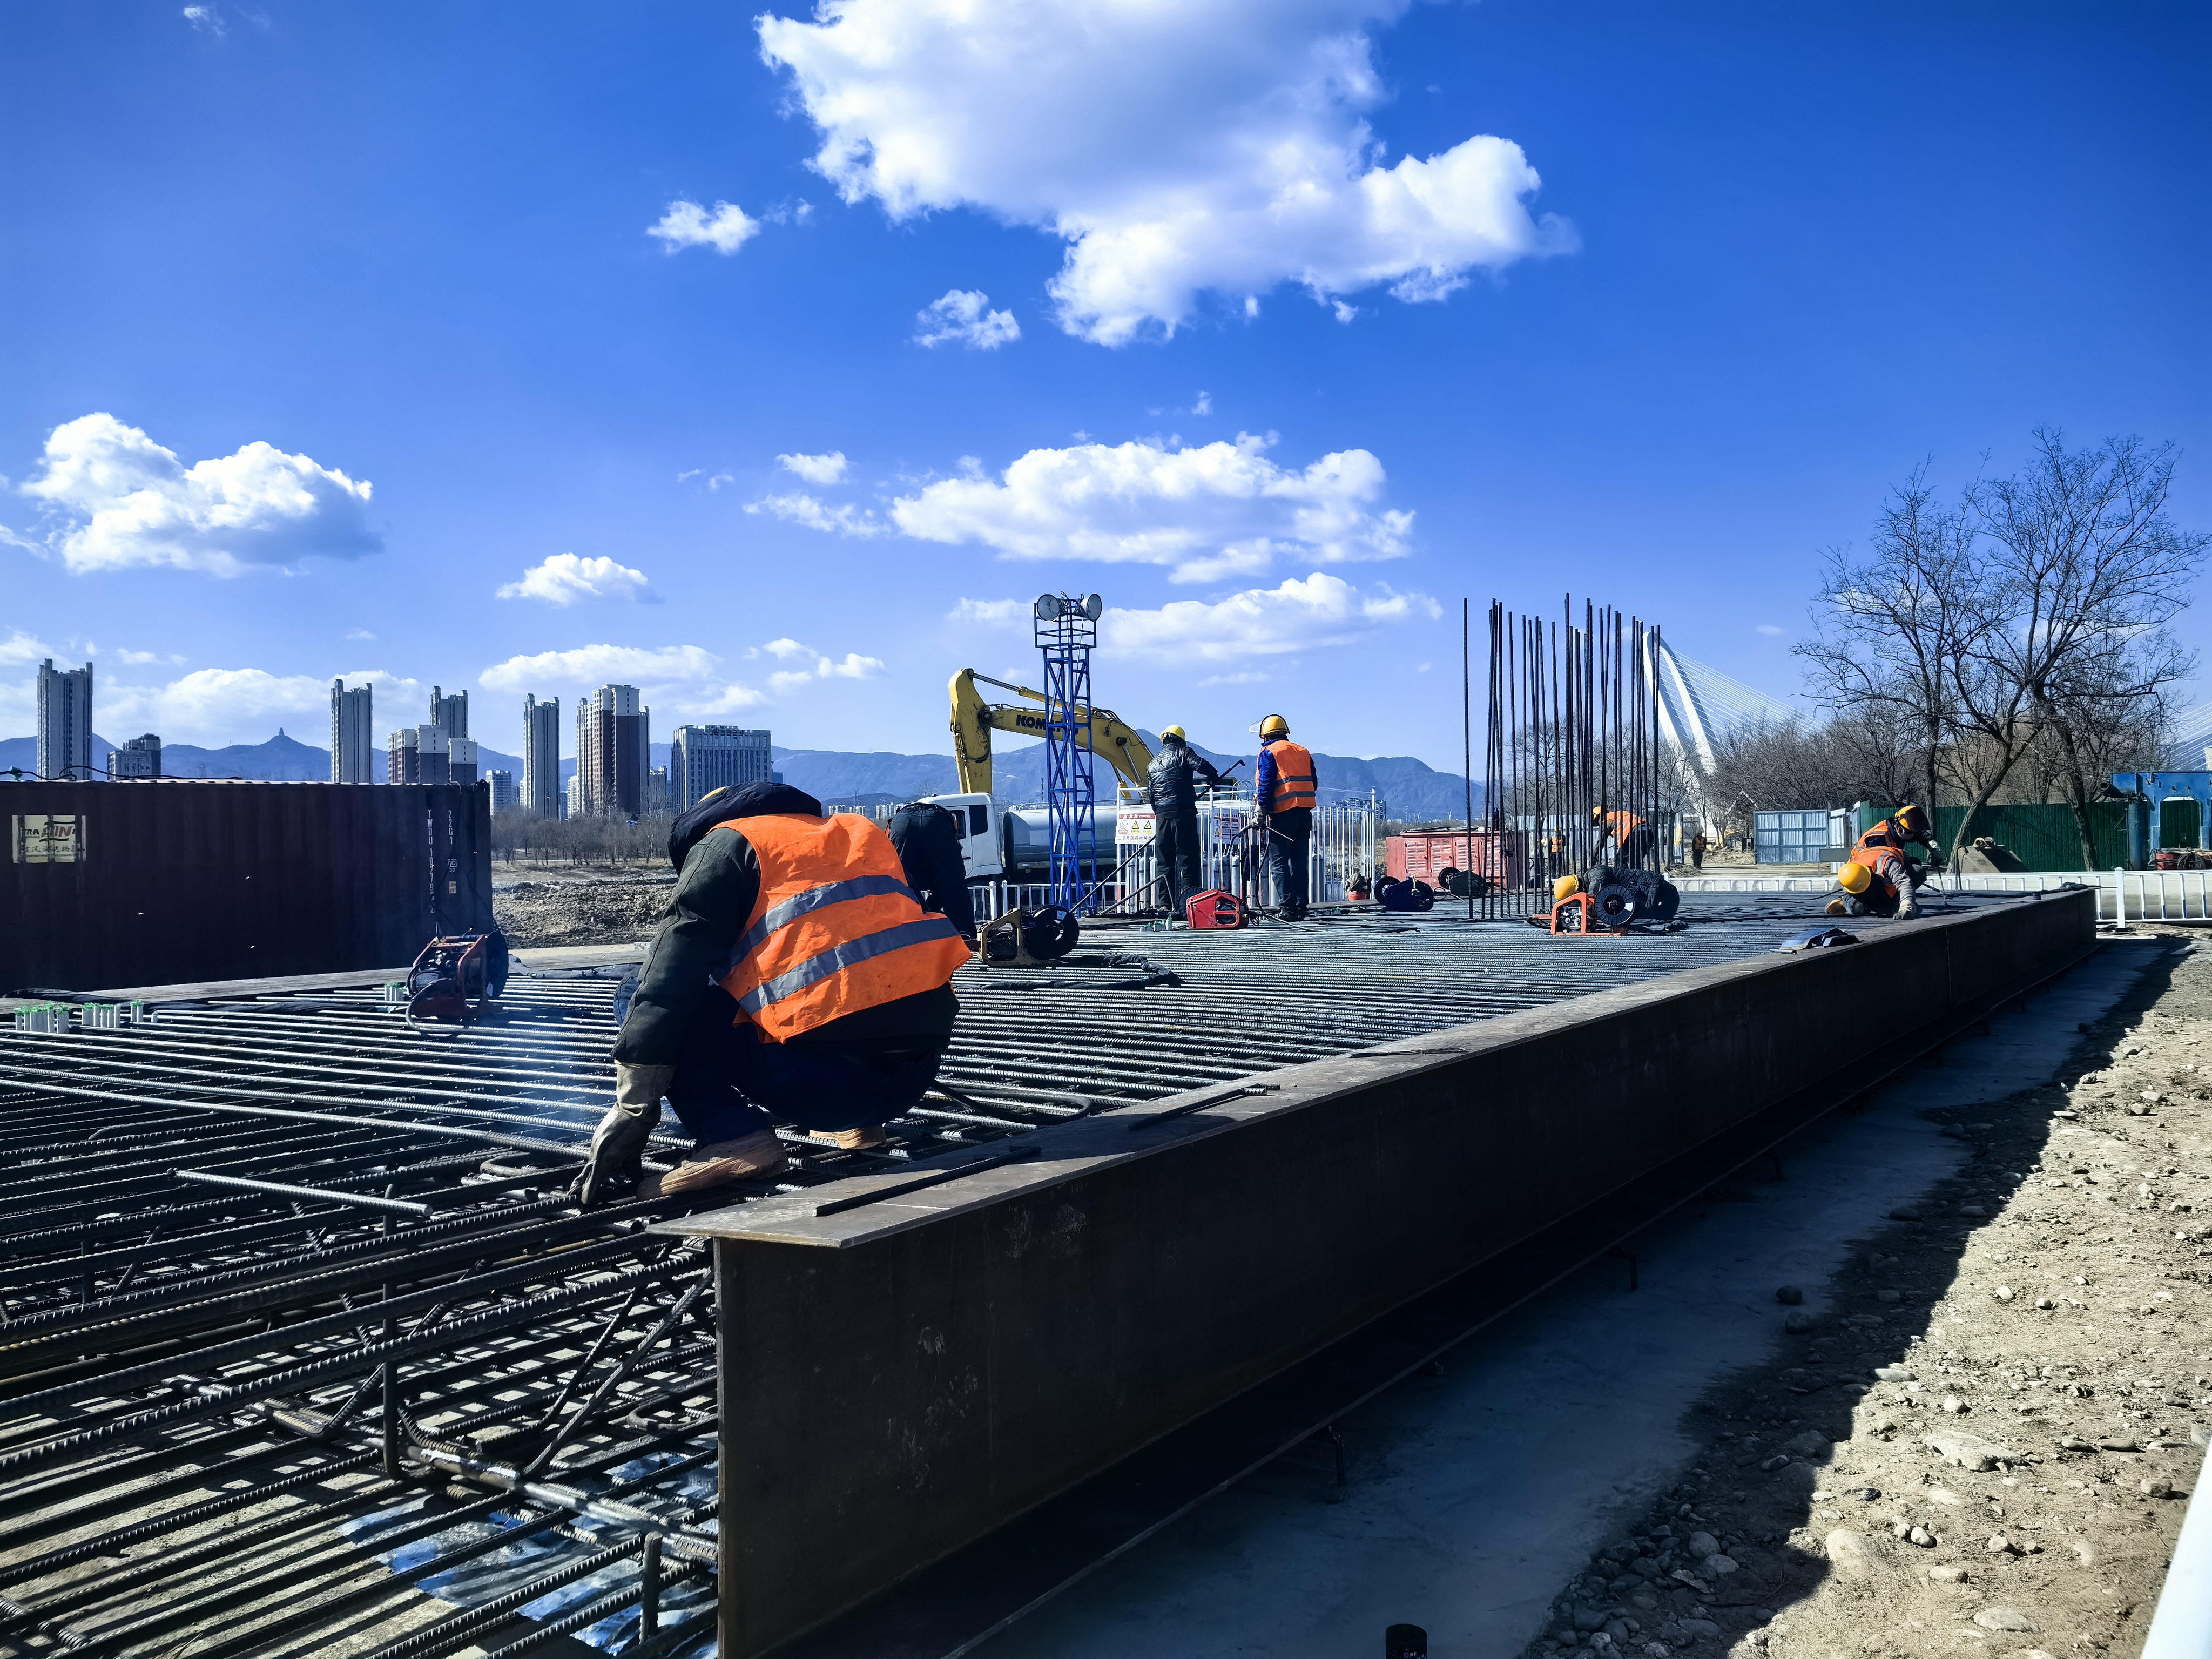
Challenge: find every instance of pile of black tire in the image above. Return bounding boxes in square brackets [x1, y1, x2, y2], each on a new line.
[1583, 865, 1680, 926]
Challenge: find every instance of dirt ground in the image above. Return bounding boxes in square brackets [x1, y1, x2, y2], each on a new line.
[491, 873, 671, 947]
[1525, 928, 2211, 1659]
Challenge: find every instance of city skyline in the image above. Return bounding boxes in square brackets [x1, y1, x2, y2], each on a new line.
[2, 5, 2205, 770]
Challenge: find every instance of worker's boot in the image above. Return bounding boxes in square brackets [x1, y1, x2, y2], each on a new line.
[811, 1124, 887, 1151]
[639, 1130, 789, 1199]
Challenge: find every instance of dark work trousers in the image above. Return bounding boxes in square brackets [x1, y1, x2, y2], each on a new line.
[1266, 807, 1313, 918]
[1155, 808, 1203, 916]
[664, 988, 943, 1145]
[1615, 825, 1656, 868]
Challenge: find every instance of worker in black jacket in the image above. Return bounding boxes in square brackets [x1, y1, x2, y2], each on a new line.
[886, 800, 979, 948]
[1145, 725, 1219, 918]
[571, 780, 966, 1206]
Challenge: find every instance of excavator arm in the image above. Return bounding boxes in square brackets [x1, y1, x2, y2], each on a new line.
[949, 669, 1155, 798]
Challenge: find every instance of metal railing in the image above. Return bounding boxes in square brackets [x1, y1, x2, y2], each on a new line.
[1668, 867, 2212, 923]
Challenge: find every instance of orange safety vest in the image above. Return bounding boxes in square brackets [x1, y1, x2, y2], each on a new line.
[1850, 844, 1909, 902]
[1263, 739, 1317, 812]
[1604, 810, 1645, 838]
[712, 813, 972, 1042]
[1856, 815, 1921, 854]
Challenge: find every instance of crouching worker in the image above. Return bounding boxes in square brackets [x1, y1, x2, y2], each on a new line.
[571, 781, 972, 1205]
[1825, 804, 1934, 922]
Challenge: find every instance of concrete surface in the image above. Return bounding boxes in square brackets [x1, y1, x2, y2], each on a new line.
[977, 938, 2164, 1658]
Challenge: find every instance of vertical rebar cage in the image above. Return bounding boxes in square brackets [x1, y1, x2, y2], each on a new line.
[1481, 597, 1675, 919]
[1033, 593, 1102, 913]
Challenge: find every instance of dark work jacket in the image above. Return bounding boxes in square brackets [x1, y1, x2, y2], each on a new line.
[1145, 741, 1219, 818]
[887, 801, 978, 939]
[611, 825, 959, 1068]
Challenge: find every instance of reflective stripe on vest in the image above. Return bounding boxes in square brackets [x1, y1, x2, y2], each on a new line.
[713, 813, 971, 1042]
[1264, 739, 1317, 811]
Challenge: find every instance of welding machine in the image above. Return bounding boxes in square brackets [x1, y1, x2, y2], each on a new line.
[404, 933, 502, 1024]
[1185, 889, 1246, 929]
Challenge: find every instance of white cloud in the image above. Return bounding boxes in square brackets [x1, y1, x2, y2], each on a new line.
[479, 644, 721, 692]
[0, 629, 54, 666]
[746, 492, 888, 537]
[648, 199, 761, 255]
[677, 468, 702, 482]
[113, 648, 186, 665]
[1757, 624, 1786, 637]
[758, 0, 1575, 344]
[495, 552, 657, 606]
[183, 4, 224, 34]
[707, 473, 734, 491]
[476, 639, 875, 713]
[886, 433, 1410, 582]
[10, 413, 380, 576]
[345, 628, 376, 640]
[777, 451, 849, 484]
[1100, 571, 1437, 662]
[1198, 670, 1271, 686]
[948, 598, 1025, 627]
[914, 290, 1020, 350]
[1192, 392, 1212, 416]
[67, 665, 421, 748]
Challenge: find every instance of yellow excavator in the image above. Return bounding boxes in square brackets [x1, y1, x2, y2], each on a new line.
[949, 669, 1155, 799]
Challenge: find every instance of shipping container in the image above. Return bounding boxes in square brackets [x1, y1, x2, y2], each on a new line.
[1387, 828, 1528, 886]
[2, 780, 493, 992]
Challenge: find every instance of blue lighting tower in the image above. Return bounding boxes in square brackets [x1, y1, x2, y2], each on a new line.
[1034, 591, 1103, 912]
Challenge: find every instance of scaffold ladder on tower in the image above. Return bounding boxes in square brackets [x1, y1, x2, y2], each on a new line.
[1034, 592, 1103, 913]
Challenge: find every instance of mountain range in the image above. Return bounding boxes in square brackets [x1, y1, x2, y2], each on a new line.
[1, 732, 1478, 821]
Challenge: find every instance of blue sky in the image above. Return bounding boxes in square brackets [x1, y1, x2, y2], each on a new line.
[3, 1, 2206, 768]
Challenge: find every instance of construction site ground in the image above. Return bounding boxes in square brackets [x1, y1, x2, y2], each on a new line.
[979, 929, 2209, 1659]
[493, 869, 673, 948]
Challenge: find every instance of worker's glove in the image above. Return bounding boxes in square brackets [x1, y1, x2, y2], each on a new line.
[1894, 895, 1920, 920]
[569, 1063, 674, 1208]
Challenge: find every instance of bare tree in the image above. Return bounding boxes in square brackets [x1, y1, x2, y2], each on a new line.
[1968, 432, 2209, 869]
[1799, 471, 1982, 858]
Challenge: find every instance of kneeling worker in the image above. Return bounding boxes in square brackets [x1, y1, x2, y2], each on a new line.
[1826, 803, 1935, 921]
[572, 780, 973, 1205]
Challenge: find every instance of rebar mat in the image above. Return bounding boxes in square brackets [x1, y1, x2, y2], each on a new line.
[0, 909, 1879, 1657]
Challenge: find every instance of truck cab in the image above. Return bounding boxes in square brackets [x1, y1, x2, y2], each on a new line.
[920, 792, 1002, 880]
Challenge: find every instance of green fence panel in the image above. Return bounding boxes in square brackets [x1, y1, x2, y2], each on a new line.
[1932, 802, 2131, 872]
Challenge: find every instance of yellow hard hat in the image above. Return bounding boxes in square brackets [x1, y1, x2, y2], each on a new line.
[1590, 806, 1606, 825]
[1837, 861, 1872, 894]
[1259, 714, 1290, 739]
[1893, 804, 1931, 840]
[1161, 724, 1186, 741]
[1553, 874, 1582, 901]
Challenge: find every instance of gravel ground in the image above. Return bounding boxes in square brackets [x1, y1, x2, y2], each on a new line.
[1525, 931, 2211, 1659]
[492, 874, 672, 947]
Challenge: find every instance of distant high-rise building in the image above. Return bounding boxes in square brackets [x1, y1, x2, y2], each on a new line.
[487, 769, 519, 814]
[576, 684, 649, 818]
[109, 733, 161, 779]
[522, 694, 561, 817]
[37, 659, 94, 781]
[448, 737, 480, 786]
[430, 685, 468, 740]
[670, 725, 772, 810]
[564, 769, 584, 819]
[387, 725, 452, 784]
[647, 765, 672, 814]
[331, 678, 375, 782]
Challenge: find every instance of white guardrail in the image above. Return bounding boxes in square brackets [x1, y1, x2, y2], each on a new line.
[1673, 868, 2212, 923]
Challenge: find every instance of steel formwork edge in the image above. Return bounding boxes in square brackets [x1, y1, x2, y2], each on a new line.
[661, 889, 2097, 1657]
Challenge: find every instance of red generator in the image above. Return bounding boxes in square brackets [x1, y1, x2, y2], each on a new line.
[1186, 889, 1246, 930]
